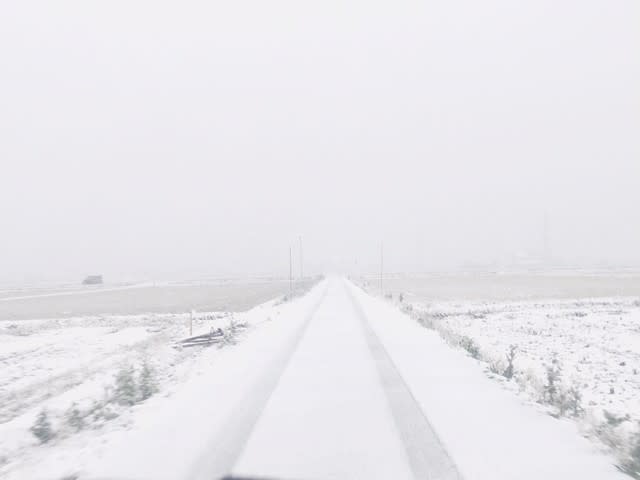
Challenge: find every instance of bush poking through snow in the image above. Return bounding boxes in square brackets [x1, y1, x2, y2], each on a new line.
[620, 429, 640, 479]
[31, 409, 55, 443]
[113, 360, 160, 406]
[90, 398, 119, 424]
[604, 410, 630, 427]
[564, 385, 583, 417]
[114, 364, 138, 406]
[459, 336, 481, 359]
[221, 317, 249, 346]
[138, 361, 158, 402]
[543, 358, 562, 405]
[65, 403, 85, 432]
[222, 325, 237, 345]
[503, 345, 517, 380]
[488, 358, 506, 376]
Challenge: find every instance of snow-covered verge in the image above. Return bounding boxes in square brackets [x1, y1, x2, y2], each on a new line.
[0, 280, 323, 480]
[357, 273, 640, 477]
[348, 281, 630, 480]
[404, 297, 640, 477]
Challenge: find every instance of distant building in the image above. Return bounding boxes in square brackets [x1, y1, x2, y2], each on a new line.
[82, 275, 103, 285]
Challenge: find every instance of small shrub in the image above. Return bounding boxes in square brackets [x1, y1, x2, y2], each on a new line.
[604, 410, 629, 427]
[114, 364, 137, 406]
[418, 314, 435, 330]
[543, 358, 562, 404]
[564, 385, 583, 417]
[91, 401, 118, 423]
[621, 430, 640, 478]
[556, 388, 572, 417]
[31, 409, 55, 444]
[221, 325, 237, 345]
[234, 319, 249, 329]
[503, 345, 517, 380]
[459, 336, 481, 359]
[65, 403, 85, 432]
[489, 358, 506, 376]
[595, 420, 627, 451]
[138, 361, 158, 401]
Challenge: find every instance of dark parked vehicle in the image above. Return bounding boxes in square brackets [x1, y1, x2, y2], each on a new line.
[82, 275, 103, 285]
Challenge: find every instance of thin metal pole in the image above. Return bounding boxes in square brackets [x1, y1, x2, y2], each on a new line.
[543, 211, 550, 263]
[299, 236, 303, 280]
[289, 246, 293, 296]
[380, 242, 384, 296]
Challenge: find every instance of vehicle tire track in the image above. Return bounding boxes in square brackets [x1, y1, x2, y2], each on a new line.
[345, 282, 463, 480]
[186, 284, 328, 480]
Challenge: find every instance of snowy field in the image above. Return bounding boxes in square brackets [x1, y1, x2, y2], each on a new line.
[0, 278, 316, 479]
[360, 272, 640, 471]
[373, 271, 640, 302]
[0, 278, 311, 320]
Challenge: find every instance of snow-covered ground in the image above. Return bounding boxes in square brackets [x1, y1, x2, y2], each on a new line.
[2, 275, 637, 479]
[408, 297, 640, 422]
[0, 281, 317, 479]
[360, 273, 640, 475]
[351, 281, 628, 479]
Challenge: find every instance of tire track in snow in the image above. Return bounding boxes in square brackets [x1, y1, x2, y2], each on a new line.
[187, 284, 328, 480]
[345, 282, 463, 480]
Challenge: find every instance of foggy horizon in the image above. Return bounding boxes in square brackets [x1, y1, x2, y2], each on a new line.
[2, 0, 639, 284]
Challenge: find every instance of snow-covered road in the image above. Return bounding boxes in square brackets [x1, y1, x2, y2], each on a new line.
[232, 279, 456, 479]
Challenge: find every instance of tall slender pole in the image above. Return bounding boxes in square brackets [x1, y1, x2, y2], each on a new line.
[543, 211, 550, 264]
[299, 236, 303, 280]
[289, 246, 293, 296]
[380, 242, 384, 296]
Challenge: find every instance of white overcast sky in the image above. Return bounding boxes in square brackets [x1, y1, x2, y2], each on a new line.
[1, 0, 639, 282]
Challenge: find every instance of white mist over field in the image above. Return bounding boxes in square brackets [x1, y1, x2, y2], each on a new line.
[1, 0, 639, 282]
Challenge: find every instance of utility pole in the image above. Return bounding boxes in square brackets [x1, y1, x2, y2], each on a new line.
[289, 246, 293, 296]
[299, 236, 303, 280]
[380, 242, 384, 296]
[543, 211, 550, 264]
